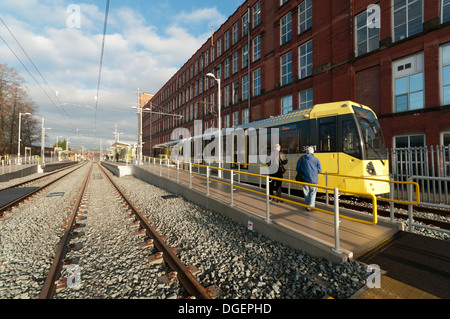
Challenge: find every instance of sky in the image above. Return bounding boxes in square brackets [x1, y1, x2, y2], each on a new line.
[0, 0, 244, 151]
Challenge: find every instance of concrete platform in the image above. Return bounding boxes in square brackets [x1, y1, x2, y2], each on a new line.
[0, 165, 38, 183]
[353, 275, 440, 299]
[132, 163, 401, 263]
[0, 187, 39, 207]
[101, 161, 133, 177]
[356, 231, 450, 299]
[40, 161, 78, 173]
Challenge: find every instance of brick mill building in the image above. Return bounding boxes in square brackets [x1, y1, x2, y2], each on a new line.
[142, 0, 450, 156]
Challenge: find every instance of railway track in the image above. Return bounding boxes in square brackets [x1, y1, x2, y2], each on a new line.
[39, 162, 215, 299]
[0, 163, 86, 219]
[316, 195, 450, 231]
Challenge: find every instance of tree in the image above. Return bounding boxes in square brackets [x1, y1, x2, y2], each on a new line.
[53, 139, 70, 151]
[0, 63, 40, 155]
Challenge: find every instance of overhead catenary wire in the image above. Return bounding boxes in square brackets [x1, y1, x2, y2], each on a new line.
[0, 16, 77, 133]
[94, 0, 110, 136]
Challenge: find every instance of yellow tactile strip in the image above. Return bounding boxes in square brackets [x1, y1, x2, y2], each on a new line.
[358, 276, 440, 299]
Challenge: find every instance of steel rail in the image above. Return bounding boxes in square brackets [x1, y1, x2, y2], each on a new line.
[97, 163, 212, 299]
[39, 163, 93, 299]
[318, 196, 450, 230]
[0, 162, 80, 191]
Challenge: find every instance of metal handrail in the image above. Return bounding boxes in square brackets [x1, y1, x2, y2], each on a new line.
[148, 156, 380, 225]
[142, 156, 387, 254]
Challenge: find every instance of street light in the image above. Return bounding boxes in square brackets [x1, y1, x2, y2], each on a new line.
[206, 72, 222, 178]
[18, 112, 32, 163]
[133, 104, 184, 164]
[41, 118, 51, 165]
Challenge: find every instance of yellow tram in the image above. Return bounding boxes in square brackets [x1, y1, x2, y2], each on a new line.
[154, 101, 390, 195]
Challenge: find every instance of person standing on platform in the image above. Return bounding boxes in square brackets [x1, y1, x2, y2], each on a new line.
[267, 144, 288, 203]
[296, 146, 321, 211]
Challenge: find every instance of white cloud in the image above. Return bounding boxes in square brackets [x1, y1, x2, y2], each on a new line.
[175, 7, 226, 27]
[0, 2, 227, 148]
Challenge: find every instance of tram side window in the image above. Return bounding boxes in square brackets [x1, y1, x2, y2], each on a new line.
[280, 129, 299, 154]
[342, 119, 362, 159]
[319, 120, 336, 152]
[299, 121, 310, 152]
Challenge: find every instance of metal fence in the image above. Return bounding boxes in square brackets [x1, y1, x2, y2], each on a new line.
[389, 145, 450, 207]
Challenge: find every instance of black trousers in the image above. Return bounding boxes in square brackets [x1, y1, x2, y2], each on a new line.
[269, 170, 283, 198]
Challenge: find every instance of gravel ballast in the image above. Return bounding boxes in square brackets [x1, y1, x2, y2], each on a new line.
[2, 162, 447, 299]
[112, 174, 370, 299]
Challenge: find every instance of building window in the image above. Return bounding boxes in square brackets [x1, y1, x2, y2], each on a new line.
[253, 35, 261, 62]
[393, 0, 423, 42]
[441, 131, 450, 146]
[233, 111, 239, 127]
[281, 95, 293, 115]
[442, 44, 450, 105]
[232, 80, 239, 104]
[242, 43, 249, 69]
[242, 12, 249, 37]
[299, 88, 313, 109]
[243, 108, 249, 124]
[224, 85, 230, 107]
[443, 0, 450, 23]
[355, 8, 380, 56]
[233, 51, 239, 74]
[253, 1, 261, 28]
[242, 74, 249, 101]
[203, 96, 209, 114]
[394, 134, 425, 148]
[280, 12, 292, 45]
[298, 0, 312, 34]
[217, 64, 222, 80]
[299, 40, 312, 79]
[253, 68, 261, 96]
[280, 0, 289, 6]
[210, 93, 215, 113]
[393, 52, 424, 112]
[217, 38, 222, 57]
[224, 58, 230, 79]
[233, 22, 239, 45]
[281, 51, 292, 86]
[224, 31, 230, 51]
[225, 114, 230, 128]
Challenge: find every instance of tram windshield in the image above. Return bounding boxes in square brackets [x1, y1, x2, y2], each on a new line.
[352, 105, 387, 161]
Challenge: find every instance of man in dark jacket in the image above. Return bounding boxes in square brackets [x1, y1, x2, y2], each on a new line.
[296, 146, 322, 211]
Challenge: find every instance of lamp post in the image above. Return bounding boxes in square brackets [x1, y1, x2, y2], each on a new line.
[206, 72, 222, 178]
[134, 104, 182, 162]
[41, 118, 51, 165]
[132, 104, 143, 165]
[18, 112, 31, 164]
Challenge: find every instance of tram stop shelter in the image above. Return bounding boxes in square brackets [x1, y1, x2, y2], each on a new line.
[111, 141, 136, 163]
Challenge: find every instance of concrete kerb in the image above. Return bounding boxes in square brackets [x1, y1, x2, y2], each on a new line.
[101, 161, 133, 177]
[0, 165, 39, 183]
[131, 164, 351, 263]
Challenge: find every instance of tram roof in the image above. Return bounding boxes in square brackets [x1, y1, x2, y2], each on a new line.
[152, 101, 374, 148]
[154, 140, 179, 148]
[239, 107, 312, 130]
[310, 100, 373, 119]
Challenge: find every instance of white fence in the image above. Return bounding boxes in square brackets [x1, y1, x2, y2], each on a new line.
[389, 145, 450, 207]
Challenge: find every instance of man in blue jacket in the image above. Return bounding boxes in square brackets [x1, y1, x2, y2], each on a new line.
[296, 146, 322, 211]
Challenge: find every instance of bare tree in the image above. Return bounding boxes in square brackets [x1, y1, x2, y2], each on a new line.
[0, 63, 40, 155]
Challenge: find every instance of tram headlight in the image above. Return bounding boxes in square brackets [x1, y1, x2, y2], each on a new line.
[366, 161, 376, 175]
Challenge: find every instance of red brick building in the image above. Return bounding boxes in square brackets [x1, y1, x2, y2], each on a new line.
[143, 0, 450, 156]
